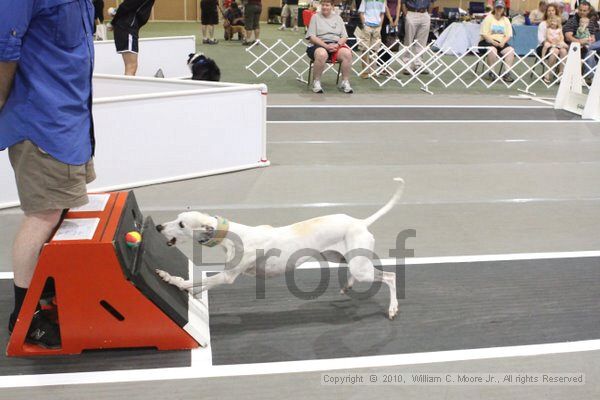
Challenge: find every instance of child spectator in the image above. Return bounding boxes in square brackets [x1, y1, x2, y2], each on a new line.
[575, 16, 592, 44]
[542, 16, 568, 82]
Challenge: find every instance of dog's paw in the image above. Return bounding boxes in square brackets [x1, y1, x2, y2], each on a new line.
[388, 303, 399, 320]
[156, 269, 187, 290]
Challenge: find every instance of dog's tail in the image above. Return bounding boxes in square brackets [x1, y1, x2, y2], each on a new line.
[362, 178, 405, 227]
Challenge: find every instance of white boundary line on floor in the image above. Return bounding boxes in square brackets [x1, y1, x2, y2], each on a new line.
[1, 251, 599, 279]
[191, 271, 212, 369]
[1, 339, 599, 388]
[3, 196, 600, 216]
[267, 105, 553, 109]
[267, 120, 600, 124]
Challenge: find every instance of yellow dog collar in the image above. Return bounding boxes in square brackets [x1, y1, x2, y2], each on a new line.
[203, 216, 229, 247]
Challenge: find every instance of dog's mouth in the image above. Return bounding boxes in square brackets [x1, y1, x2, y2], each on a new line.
[196, 229, 215, 245]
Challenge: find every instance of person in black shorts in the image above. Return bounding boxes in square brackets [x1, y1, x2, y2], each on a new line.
[108, 0, 156, 75]
[93, 0, 107, 40]
[201, 0, 220, 44]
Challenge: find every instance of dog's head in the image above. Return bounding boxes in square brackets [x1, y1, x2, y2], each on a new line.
[187, 52, 203, 67]
[156, 211, 217, 247]
[187, 52, 221, 82]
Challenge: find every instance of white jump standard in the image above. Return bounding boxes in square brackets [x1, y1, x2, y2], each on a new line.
[156, 178, 406, 319]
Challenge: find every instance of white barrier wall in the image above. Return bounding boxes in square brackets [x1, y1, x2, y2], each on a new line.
[0, 75, 268, 209]
[94, 36, 196, 78]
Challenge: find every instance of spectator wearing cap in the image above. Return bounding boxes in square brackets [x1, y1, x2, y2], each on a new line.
[479, 0, 516, 82]
[401, 0, 435, 74]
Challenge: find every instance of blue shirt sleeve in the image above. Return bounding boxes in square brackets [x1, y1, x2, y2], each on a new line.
[0, 0, 35, 61]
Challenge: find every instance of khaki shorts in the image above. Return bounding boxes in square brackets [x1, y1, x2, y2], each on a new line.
[9, 140, 96, 214]
[356, 25, 382, 51]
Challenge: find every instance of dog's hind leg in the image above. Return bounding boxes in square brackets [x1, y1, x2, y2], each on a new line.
[340, 274, 356, 295]
[344, 229, 398, 319]
[380, 271, 398, 320]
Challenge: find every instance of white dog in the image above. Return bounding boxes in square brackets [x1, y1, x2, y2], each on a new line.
[156, 178, 405, 319]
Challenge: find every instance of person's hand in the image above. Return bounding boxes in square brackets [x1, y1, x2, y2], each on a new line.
[326, 43, 339, 52]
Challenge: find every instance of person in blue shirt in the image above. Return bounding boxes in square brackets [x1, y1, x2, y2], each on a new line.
[0, 0, 96, 349]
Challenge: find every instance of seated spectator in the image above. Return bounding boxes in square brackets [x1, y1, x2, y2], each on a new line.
[563, 0, 599, 83]
[557, 1, 570, 23]
[479, 0, 516, 82]
[529, 1, 547, 25]
[305, 0, 354, 93]
[536, 4, 568, 82]
[541, 16, 568, 82]
[224, 2, 245, 40]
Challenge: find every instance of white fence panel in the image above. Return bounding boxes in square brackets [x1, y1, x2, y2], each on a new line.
[0, 76, 268, 209]
[94, 36, 196, 78]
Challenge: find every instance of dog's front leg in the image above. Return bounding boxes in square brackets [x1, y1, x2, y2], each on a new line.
[156, 269, 194, 291]
[189, 267, 245, 297]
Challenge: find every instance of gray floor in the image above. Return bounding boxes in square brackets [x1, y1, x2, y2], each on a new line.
[4, 351, 599, 400]
[267, 107, 579, 121]
[1, 94, 599, 398]
[208, 258, 600, 365]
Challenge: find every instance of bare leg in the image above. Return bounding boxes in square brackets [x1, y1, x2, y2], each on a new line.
[486, 47, 499, 73]
[501, 46, 515, 69]
[13, 210, 63, 288]
[545, 48, 559, 81]
[201, 25, 208, 40]
[337, 47, 352, 81]
[312, 47, 328, 82]
[209, 25, 215, 40]
[558, 48, 568, 74]
[122, 52, 138, 76]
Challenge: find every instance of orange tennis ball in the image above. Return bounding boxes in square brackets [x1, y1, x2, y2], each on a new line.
[125, 231, 142, 247]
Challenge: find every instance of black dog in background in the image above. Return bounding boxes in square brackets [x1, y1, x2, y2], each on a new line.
[187, 53, 221, 81]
